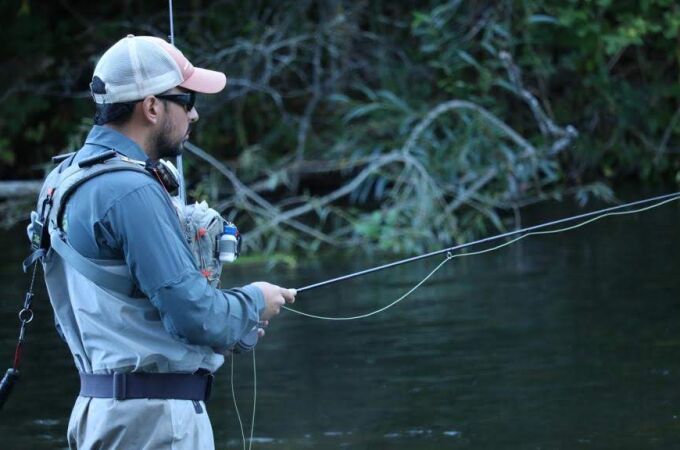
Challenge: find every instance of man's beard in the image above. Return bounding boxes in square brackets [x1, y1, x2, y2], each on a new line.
[152, 118, 186, 159]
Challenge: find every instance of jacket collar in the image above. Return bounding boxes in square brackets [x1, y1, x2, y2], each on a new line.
[84, 125, 149, 162]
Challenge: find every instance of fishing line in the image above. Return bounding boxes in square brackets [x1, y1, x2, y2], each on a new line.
[230, 350, 258, 450]
[285, 253, 454, 321]
[249, 350, 257, 449]
[293, 191, 680, 293]
[163, 1, 677, 441]
[229, 353, 245, 450]
[242, 194, 680, 447]
[283, 193, 680, 321]
[228, 193, 680, 449]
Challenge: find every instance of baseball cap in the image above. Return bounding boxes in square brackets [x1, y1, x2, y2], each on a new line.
[90, 34, 226, 104]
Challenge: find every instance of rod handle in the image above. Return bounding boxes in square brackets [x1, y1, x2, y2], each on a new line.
[0, 368, 20, 409]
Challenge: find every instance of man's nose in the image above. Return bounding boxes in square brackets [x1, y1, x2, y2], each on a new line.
[188, 107, 199, 123]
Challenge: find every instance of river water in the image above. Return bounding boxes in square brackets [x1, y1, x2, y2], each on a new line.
[1, 194, 680, 449]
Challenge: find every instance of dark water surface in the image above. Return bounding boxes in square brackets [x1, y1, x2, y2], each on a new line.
[1, 196, 680, 449]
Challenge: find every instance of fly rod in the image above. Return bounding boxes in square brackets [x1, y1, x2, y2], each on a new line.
[168, 0, 187, 205]
[296, 191, 680, 293]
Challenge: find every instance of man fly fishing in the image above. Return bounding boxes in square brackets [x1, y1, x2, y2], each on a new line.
[24, 34, 296, 449]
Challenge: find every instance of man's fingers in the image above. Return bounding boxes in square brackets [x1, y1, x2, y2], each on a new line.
[257, 282, 297, 321]
[281, 288, 297, 303]
[257, 328, 265, 337]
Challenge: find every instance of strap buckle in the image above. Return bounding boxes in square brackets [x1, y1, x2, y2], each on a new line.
[204, 373, 214, 402]
[113, 372, 127, 400]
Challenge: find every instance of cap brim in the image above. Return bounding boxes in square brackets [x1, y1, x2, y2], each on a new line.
[180, 67, 227, 94]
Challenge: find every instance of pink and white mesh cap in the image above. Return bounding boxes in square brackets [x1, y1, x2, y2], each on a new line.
[91, 34, 226, 104]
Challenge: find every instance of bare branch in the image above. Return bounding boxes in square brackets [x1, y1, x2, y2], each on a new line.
[402, 99, 537, 157]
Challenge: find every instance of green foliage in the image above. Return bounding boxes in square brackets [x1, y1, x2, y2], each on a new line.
[521, 0, 679, 178]
[0, 1, 677, 254]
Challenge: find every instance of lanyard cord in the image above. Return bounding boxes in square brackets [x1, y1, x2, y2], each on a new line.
[0, 261, 40, 409]
[13, 262, 40, 368]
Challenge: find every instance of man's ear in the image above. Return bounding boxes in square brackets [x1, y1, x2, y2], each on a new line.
[139, 96, 163, 125]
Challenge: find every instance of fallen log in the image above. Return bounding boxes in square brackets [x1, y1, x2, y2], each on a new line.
[0, 181, 42, 198]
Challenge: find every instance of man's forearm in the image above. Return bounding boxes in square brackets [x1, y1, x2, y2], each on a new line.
[149, 270, 265, 349]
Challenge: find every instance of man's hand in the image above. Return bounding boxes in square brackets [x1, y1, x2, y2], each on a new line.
[252, 281, 297, 321]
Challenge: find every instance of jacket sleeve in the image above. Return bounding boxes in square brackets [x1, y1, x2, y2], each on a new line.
[100, 182, 265, 349]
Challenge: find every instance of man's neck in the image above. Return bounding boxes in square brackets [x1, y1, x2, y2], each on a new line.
[103, 123, 155, 160]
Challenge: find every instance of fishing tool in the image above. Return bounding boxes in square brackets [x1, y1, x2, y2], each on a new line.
[0, 185, 53, 409]
[220, 191, 680, 448]
[168, 0, 187, 206]
[163, 5, 676, 449]
[0, 247, 42, 409]
[165, 8, 680, 449]
[284, 191, 680, 320]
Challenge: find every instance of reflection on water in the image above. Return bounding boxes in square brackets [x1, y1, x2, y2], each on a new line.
[1, 196, 680, 449]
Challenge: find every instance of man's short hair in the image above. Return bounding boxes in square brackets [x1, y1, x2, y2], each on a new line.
[93, 102, 136, 126]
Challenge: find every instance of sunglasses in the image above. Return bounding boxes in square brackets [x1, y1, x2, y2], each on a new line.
[155, 92, 196, 111]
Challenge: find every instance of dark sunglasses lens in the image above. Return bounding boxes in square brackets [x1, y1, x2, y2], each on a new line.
[159, 93, 195, 111]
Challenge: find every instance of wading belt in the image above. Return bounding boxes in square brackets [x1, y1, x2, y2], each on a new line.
[79, 372, 213, 402]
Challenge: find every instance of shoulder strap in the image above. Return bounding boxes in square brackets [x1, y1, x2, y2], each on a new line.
[50, 231, 136, 296]
[43, 155, 153, 297]
[51, 157, 153, 232]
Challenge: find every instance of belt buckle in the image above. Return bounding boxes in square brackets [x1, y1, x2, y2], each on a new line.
[113, 372, 127, 400]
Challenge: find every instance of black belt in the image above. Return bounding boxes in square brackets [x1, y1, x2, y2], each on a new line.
[79, 372, 214, 402]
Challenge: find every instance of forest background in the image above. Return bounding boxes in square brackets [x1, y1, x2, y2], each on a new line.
[0, 0, 678, 258]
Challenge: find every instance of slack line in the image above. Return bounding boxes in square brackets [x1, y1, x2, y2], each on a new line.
[285, 192, 680, 318]
[229, 191, 680, 449]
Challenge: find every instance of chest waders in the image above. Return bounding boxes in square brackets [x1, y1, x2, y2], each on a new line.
[1, 150, 252, 408]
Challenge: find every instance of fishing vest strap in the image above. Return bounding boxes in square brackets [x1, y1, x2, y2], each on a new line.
[50, 233, 136, 296]
[79, 372, 214, 402]
[22, 249, 46, 273]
